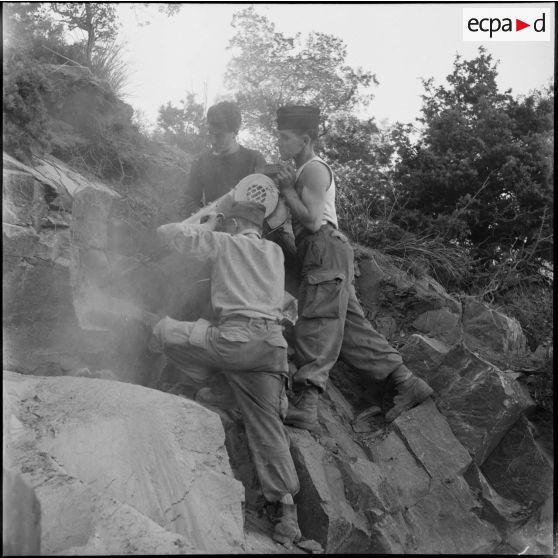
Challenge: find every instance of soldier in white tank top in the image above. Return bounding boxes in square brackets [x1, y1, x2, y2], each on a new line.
[275, 104, 433, 432]
[293, 156, 338, 240]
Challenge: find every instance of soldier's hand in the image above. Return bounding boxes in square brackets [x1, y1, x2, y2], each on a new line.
[276, 164, 297, 194]
[153, 316, 191, 345]
[200, 212, 224, 230]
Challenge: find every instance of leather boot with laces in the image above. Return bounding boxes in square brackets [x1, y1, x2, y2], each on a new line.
[284, 387, 319, 430]
[272, 502, 302, 546]
[384, 375, 433, 423]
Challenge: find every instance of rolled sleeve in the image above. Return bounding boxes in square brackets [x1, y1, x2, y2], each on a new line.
[156, 222, 221, 261]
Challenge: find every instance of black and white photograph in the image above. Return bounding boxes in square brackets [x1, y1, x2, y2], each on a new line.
[3, 2, 554, 555]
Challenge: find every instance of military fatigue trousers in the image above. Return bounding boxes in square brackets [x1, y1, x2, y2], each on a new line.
[162, 316, 300, 502]
[293, 225, 407, 393]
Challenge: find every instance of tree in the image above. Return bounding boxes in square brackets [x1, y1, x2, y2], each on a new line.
[224, 7, 377, 156]
[155, 93, 208, 154]
[3, 3, 129, 99]
[390, 47, 553, 292]
[50, 3, 119, 67]
[3, 3, 71, 61]
[322, 114, 394, 226]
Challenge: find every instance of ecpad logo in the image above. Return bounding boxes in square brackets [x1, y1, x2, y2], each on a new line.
[463, 8, 551, 41]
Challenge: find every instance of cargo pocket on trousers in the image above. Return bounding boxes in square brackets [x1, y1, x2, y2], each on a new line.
[331, 229, 350, 244]
[301, 271, 345, 319]
[264, 331, 288, 349]
[218, 326, 252, 344]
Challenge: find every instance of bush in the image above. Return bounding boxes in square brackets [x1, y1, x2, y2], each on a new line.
[39, 64, 148, 185]
[3, 52, 53, 161]
[88, 41, 130, 98]
[494, 281, 553, 352]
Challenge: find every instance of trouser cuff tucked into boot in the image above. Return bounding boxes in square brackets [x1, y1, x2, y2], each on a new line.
[388, 364, 413, 385]
[272, 502, 302, 546]
[385, 374, 433, 423]
[284, 386, 319, 430]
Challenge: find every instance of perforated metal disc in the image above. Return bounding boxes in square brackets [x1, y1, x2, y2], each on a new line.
[233, 174, 279, 217]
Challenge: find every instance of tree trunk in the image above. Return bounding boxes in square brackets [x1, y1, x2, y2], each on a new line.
[84, 4, 95, 67]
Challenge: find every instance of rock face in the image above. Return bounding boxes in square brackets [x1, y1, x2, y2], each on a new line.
[481, 416, 553, 509]
[3, 371, 245, 554]
[355, 253, 462, 344]
[415, 343, 534, 464]
[3, 144, 192, 385]
[287, 393, 501, 554]
[461, 296, 529, 366]
[220, 380, 504, 554]
[3, 156, 81, 376]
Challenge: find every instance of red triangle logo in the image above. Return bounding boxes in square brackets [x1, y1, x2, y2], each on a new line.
[516, 19, 530, 31]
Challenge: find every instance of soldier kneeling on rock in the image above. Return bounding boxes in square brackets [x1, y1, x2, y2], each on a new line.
[152, 201, 301, 546]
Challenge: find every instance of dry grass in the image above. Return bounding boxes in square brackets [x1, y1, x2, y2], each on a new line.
[343, 218, 470, 288]
[90, 42, 130, 97]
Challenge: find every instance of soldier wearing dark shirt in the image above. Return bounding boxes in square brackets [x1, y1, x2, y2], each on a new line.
[182, 101, 267, 218]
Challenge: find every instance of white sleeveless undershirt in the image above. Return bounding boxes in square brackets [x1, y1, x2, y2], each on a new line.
[293, 156, 338, 238]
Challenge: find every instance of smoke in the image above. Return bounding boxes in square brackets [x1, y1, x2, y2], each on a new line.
[74, 286, 150, 331]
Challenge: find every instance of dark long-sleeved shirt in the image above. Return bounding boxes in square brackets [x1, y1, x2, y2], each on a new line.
[183, 146, 267, 218]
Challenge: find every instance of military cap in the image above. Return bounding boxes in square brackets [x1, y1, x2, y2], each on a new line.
[276, 105, 320, 130]
[227, 201, 266, 228]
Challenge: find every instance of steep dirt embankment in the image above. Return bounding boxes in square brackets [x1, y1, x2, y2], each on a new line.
[3, 66, 553, 555]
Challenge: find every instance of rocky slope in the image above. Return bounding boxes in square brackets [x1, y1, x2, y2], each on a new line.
[3, 66, 553, 555]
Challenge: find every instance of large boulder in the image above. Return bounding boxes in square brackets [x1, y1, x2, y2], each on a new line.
[504, 495, 554, 555]
[415, 343, 534, 464]
[411, 307, 462, 346]
[464, 462, 530, 534]
[3, 371, 246, 554]
[289, 428, 372, 553]
[399, 333, 451, 377]
[3, 222, 86, 375]
[481, 416, 553, 510]
[461, 296, 529, 366]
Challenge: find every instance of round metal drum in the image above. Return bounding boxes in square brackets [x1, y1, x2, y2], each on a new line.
[233, 174, 279, 217]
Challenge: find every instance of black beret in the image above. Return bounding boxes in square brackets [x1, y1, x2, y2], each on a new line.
[227, 201, 266, 228]
[207, 101, 242, 132]
[277, 105, 320, 130]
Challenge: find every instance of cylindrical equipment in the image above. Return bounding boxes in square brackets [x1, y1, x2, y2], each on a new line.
[182, 173, 288, 230]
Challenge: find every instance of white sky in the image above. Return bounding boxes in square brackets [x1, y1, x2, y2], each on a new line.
[116, 2, 555, 128]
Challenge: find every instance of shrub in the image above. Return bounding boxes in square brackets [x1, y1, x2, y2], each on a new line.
[3, 52, 53, 161]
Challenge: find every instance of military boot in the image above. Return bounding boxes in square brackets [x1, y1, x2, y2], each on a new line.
[272, 503, 302, 546]
[384, 374, 433, 423]
[284, 387, 319, 430]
